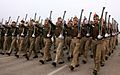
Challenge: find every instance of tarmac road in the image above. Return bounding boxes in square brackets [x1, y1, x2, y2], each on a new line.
[0, 35, 120, 75]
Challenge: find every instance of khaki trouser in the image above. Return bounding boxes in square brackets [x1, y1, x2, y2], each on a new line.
[35, 36, 41, 52]
[101, 39, 107, 65]
[109, 37, 114, 53]
[80, 37, 88, 62]
[16, 36, 26, 55]
[2, 36, 12, 53]
[0, 35, 4, 50]
[65, 36, 72, 55]
[113, 36, 117, 49]
[70, 37, 80, 67]
[92, 39, 103, 71]
[54, 38, 64, 63]
[105, 38, 110, 58]
[27, 37, 37, 58]
[40, 36, 45, 49]
[24, 36, 30, 53]
[116, 35, 118, 46]
[84, 37, 92, 61]
[8, 36, 18, 53]
[70, 38, 77, 58]
[43, 38, 52, 60]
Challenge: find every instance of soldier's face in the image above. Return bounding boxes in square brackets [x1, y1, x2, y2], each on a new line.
[29, 21, 33, 26]
[12, 23, 16, 26]
[67, 21, 72, 27]
[57, 21, 62, 25]
[44, 20, 49, 26]
[93, 17, 99, 24]
[73, 20, 78, 25]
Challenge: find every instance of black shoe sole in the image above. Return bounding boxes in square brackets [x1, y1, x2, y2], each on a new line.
[93, 70, 97, 75]
[90, 55, 93, 58]
[33, 56, 38, 58]
[39, 60, 44, 64]
[15, 55, 19, 58]
[25, 55, 29, 60]
[75, 64, 79, 67]
[105, 56, 108, 60]
[58, 61, 64, 64]
[51, 62, 56, 67]
[6, 53, 11, 56]
[82, 60, 87, 64]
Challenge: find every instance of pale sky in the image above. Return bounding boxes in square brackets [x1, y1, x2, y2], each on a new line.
[0, 0, 119, 28]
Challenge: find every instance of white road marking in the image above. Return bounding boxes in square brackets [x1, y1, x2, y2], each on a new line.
[0, 56, 15, 60]
[48, 65, 67, 75]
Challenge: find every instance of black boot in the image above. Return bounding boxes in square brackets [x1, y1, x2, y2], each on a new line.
[25, 55, 29, 60]
[15, 55, 19, 58]
[51, 62, 56, 67]
[82, 60, 87, 64]
[75, 64, 79, 67]
[33, 55, 38, 58]
[90, 54, 93, 58]
[101, 62, 105, 67]
[93, 70, 97, 75]
[58, 61, 64, 64]
[69, 65, 74, 71]
[0, 52, 5, 55]
[39, 60, 44, 64]
[105, 56, 108, 60]
[6, 53, 11, 56]
[40, 52, 44, 56]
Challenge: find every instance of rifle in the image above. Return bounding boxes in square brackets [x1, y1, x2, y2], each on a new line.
[1, 18, 3, 24]
[86, 12, 92, 37]
[21, 14, 28, 36]
[108, 15, 111, 36]
[25, 14, 28, 22]
[8, 16, 11, 23]
[40, 19, 43, 26]
[47, 11, 52, 37]
[114, 20, 117, 35]
[114, 19, 117, 35]
[116, 22, 119, 34]
[77, 9, 84, 37]
[104, 12, 109, 37]
[4, 16, 12, 36]
[12, 16, 20, 36]
[32, 13, 37, 38]
[58, 11, 66, 39]
[16, 16, 20, 24]
[97, 7, 105, 39]
[112, 18, 115, 36]
[38, 16, 41, 23]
